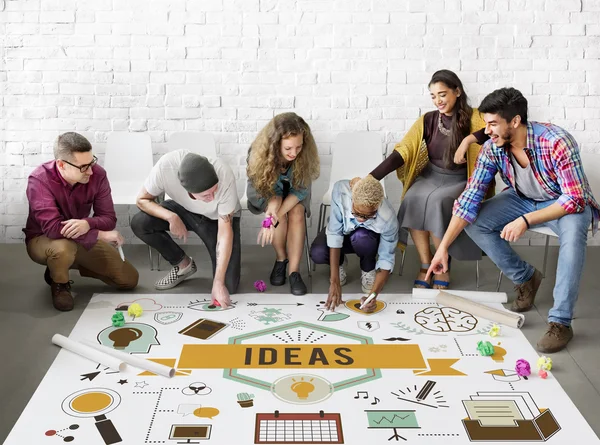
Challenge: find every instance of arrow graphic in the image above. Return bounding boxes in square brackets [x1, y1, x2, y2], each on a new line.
[80, 371, 101, 381]
[247, 303, 304, 306]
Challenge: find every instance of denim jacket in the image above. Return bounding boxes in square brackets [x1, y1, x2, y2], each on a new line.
[247, 165, 310, 215]
[326, 180, 399, 271]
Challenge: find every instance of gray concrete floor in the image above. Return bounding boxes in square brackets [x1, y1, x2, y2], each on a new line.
[1, 243, 600, 441]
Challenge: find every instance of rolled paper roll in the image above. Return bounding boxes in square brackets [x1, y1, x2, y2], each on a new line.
[413, 288, 508, 303]
[436, 291, 525, 329]
[52, 334, 126, 372]
[84, 340, 175, 378]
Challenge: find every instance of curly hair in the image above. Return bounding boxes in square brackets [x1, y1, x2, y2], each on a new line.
[247, 112, 320, 199]
[351, 175, 384, 209]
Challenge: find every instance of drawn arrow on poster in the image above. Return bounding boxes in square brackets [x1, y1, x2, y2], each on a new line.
[247, 303, 304, 306]
[80, 371, 101, 381]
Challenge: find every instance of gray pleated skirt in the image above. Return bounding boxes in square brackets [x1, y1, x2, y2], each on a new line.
[397, 162, 482, 261]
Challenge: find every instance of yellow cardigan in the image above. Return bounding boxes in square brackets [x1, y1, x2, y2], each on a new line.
[394, 108, 487, 199]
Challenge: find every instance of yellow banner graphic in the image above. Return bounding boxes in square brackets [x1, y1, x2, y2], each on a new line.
[178, 344, 427, 369]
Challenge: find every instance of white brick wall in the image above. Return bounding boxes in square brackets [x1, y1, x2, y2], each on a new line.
[1, 0, 600, 246]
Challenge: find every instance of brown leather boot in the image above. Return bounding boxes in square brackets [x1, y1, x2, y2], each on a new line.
[510, 269, 543, 312]
[537, 322, 574, 353]
[51, 281, 74, 311]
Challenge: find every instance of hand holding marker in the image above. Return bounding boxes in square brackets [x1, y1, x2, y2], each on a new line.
[359, 292, 377, 310]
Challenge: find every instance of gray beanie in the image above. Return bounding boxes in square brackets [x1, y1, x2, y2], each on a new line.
[178, 153, 219, 193]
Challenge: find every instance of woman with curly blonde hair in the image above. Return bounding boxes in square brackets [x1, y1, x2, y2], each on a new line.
[246, 112, 320, 296]
[310, 176, 399, 311]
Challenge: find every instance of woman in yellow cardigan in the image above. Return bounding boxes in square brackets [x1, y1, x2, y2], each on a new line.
[370, 70, 489, 289]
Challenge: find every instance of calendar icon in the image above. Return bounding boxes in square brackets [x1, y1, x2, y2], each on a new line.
[255, 411, 344, 444]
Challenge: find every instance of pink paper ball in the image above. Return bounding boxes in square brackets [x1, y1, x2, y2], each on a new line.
[515, 359, 531, 377]
[262, 217, 273, 228]
[538, 369, 548, 379]
[254, 280, 267, 292]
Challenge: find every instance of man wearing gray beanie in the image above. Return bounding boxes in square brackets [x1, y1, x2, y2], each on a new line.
[131, 149, 241, 306]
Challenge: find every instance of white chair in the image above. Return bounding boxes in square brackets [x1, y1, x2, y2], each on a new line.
[496, 151, 600, 291]
[168, 132, 217, 157]
[313, 132, 385, 271]
[105, 132, 153, 205]
[104, 132, 155, 268]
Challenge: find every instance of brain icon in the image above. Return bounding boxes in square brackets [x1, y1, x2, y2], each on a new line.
[414, 307, 478, 333]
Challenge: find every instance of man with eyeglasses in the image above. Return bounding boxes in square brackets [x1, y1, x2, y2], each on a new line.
[310, 175, 399, 311]
[23, 132, 139, 311]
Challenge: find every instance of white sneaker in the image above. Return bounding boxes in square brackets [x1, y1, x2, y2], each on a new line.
[330, 258, 347, 286]
[361, 269, 376, 294]
[339, 259, 347, 286]
[155, 258, 197, 290]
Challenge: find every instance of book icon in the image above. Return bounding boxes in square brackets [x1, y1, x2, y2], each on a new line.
[179, 319, 228, 340]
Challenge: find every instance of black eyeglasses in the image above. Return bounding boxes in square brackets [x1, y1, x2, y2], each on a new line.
[351, 208, 377, 220]
[61, 155, 98, 173]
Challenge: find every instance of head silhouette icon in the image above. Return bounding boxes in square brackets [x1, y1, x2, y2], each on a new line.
[98, 323, 159, 354]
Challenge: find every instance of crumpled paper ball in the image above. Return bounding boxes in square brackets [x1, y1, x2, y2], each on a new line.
[262, 217, 273, 228]
[515, 359, 531, 378]
[537, 355, 553, 371]
[111, 312, 125, 327]
[128, 303, 143, 317]
[477, 340, 495, 356]
[254, 280, 267, 292]
[489, 324, 500, 337]
[538, 369, 548, 379]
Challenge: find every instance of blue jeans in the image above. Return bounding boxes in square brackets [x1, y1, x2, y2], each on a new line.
[465, 188, 592, 326]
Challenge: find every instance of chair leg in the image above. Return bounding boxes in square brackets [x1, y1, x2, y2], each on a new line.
[313, 204, 327, 272]
[157, 252, 161, 271]
[541, 235, 549, 278]
[317, 204, 324, 235]
[398, 249, 406, 276]
[476, 260, 480, 289]
[496, 271, 503, 292]
[148, 245, 154, 270]
[305, 214, 312, 278]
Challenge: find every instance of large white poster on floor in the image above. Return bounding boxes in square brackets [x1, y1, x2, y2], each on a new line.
[5, 293, 599, 444]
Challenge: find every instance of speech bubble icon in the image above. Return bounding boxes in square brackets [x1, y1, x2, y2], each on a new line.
[193, 406, 220, 419]
[178, 404, 202, 417]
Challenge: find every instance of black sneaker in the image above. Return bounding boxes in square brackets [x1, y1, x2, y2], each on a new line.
[270, 259, 288, 286]
[289, 272, 307, 296]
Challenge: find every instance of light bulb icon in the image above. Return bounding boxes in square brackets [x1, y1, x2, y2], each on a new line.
[108, 327, 142, 349]
[291, 377, 315, 400]
[491, 344, 507, 363]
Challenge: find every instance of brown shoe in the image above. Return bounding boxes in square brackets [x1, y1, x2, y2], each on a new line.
[510, 269, 543, 312]
[51, 281, 74, 311]
[537, 322, 573, 353]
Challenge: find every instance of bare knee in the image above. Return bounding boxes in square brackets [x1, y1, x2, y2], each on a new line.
[288, 203, 305, 223]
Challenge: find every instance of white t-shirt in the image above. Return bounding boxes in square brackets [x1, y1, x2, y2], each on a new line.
[144, 149, 241, 220]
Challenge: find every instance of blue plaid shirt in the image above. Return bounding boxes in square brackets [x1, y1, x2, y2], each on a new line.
[453, 122, 600, 233]
[326, 180, 399, 271]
